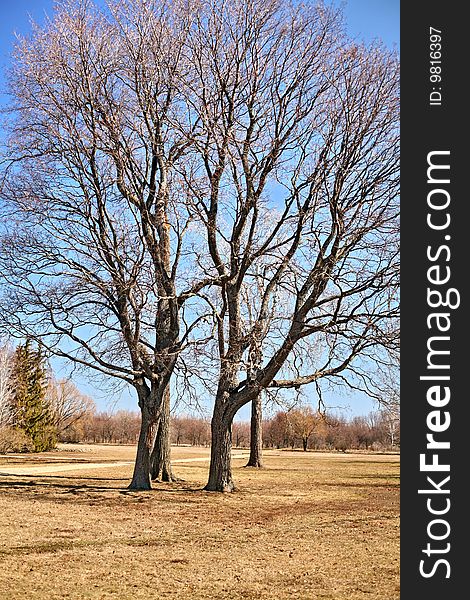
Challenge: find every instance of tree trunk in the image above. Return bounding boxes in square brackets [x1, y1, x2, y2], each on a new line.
[128, 405, 158, 490]
[246, 394, 263, 468]
[150, 387, 175, 482]
[205, 405, 235, 492]
[302, 436, 308, 451]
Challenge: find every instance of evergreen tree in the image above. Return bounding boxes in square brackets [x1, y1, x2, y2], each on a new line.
[10, 340, 56, 452]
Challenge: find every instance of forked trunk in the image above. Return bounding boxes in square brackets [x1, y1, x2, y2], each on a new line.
[128, 405, 158, 490]
[150, 387, 175, 482]
[246, 393, 263, 468]
[205, 405, 235, 492]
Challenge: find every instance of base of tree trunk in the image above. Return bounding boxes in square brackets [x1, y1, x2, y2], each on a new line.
[204, 480, 236, 493]
[129, 402, 157, 491]
[152, 472, 174, 483]
[149, 386, 174, 482]
[244, 459, 264, 468]
[127, 477, 152, 491]
[151, 470, 184, 483]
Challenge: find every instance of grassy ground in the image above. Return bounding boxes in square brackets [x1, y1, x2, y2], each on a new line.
[0, 445, 399, 599]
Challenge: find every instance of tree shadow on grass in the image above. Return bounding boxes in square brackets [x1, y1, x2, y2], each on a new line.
[0, 474, 203, 506]
[0, 472, 128, 482]
[348, 473, 400, 481]
[343, 460, 400, 466]
[315, 479, 399, 490]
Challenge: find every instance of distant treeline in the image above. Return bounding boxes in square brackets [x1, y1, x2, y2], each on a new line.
[61, 407, 399, 452]
[1, 341, 398, 454]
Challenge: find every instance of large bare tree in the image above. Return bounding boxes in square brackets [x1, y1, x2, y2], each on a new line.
[0, 0, 211, 489]
[0, 0, 399, 493]
[176, 0, 400, 491]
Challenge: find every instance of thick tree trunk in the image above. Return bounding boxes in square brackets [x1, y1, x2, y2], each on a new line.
[246, 394, 263, 468]
[205, 405, 235, 492]
[128, 405, 158, 490]
[302, 436, 308, 451]
[150, 387, 175, 482]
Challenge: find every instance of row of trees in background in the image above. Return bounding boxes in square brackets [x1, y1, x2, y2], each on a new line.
[60, 407, 400, 453]
[264, 408, 399, 452]
[1, 340, 398, 454]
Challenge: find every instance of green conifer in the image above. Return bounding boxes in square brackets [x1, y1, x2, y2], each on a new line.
[10, 340, 56, 452]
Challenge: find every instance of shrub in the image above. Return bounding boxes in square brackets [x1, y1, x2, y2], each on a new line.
[0, 426, 34, 453]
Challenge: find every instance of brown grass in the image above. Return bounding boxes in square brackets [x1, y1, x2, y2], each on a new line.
[0, 446, 399, 599]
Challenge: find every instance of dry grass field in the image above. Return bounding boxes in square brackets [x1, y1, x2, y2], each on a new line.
[0, 445, 399, 600]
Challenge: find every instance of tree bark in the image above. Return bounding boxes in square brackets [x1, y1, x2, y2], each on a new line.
[302, 436, 308, 451]
[150, 387, 175, 482]
[128, 404, 158, 490]
[204, 404, 235, 492]
[246, 394, 263, 468]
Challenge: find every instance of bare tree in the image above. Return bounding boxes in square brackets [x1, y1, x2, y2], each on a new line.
[80, 410, 140, 444]
[178, 0, 399, 490]
[232, 420, 250, 448]
[170, 415, 211, 446]
[0, 0, 213, 488]
[0, 342, 14, 426]
[265, 411, 290, 449]
[376, 361, 400, 448]
[349, 415, 375, 450]
[104, 410, 141, 444]
[381, 406, 400, 448]
[288, 406, 321, 451]
[47, 377, 96, 437]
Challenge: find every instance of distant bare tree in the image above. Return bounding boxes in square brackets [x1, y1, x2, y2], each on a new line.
[111, 410, 141, 444]
[47, 378, 96, 438]
[168, 415, 211, 446]
[377, 361, 400, 447]
[265, 411, 290, 449]
[349, 415, 375, 450]
[288, 407, 321, 451]
[0, 342, 14, 426]
[324, 415, 352, 452]
[232, 421, 250, 448]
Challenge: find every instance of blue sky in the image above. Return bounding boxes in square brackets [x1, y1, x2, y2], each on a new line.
[0, 0, 399, 78]
[0, 1, 399, 418]
[339, 0, 399, 49]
